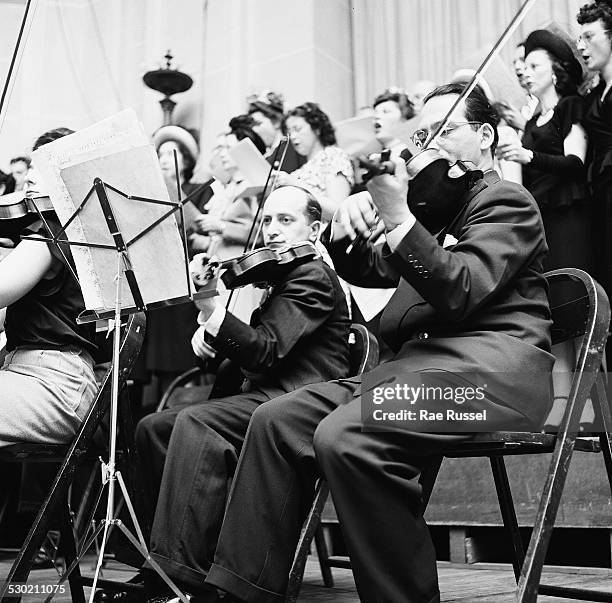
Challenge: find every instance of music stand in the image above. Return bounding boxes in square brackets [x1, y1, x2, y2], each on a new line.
[24, 173, 200, 603]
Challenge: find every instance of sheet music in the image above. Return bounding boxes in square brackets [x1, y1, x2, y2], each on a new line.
[334, 115, 381, 157]
[228, 138, 271, 197]
[32, 109, 189, 312]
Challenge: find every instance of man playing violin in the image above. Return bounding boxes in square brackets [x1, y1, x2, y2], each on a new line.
[202, 83, 554, 603]
[130, 185, 350, 602]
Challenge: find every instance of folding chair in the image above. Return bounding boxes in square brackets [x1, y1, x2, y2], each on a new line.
[0, 312, 146, 603]
[285, 268, 612, 603]
[285, 323, 379, 602]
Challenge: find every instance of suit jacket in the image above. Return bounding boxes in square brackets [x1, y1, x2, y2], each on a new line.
[325, 171, 555, 427]
[211, 258, 351, 396]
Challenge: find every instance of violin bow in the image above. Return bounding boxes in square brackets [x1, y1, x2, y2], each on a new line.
[0, 0, 37, 137]
[223, 136, 290, 312]
[247, 135, 290, 254]
[346, 0, 539, 255]
[425, 0, 538, 150]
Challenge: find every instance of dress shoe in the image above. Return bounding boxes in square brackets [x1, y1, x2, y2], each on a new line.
[93, 573, 146, 602]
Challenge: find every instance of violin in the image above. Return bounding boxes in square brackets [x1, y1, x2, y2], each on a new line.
[190, 241, 319, 291]
[0, 191, 54, 220]
[0, 192, 56, 241]
[405, 149, 482, 234]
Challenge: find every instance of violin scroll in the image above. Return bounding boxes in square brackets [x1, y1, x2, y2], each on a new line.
[359, 148, 413, 183]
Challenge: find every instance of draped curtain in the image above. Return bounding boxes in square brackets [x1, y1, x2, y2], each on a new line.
[0, 0, 205, 169]
[349, 0, 586, 111]
[0, 0, 590, 173]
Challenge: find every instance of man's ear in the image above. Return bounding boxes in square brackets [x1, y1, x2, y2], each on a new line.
[308, 220, 322, 241]
[479, 123, 495, 152]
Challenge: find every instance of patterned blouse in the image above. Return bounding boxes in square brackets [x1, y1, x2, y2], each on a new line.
[291, 146, 354, 198]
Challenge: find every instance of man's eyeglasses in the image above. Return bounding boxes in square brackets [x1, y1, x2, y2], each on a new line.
[410, 121, 482, 149]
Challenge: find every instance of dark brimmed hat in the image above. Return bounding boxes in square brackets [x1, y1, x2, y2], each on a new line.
[152, 125, 199, 159]
[524, 29, 583, 85]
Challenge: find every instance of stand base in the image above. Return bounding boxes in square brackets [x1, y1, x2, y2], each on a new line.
[44, 471, 188, 603]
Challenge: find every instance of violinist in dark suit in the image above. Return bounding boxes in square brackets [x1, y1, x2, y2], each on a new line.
[203, 83, 554, 603]
[132, 185, 350, 600]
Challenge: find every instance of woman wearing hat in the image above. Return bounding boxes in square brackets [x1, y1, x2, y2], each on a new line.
[499, 29, 590, 279]
[499, 29, 590, 426]
[154, 125, 213, 221]
[247, 90, 305, 173]
[577, 1, 612, 300]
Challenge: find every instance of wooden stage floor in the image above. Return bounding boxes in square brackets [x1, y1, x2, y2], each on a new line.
[2, 553, 612, 602]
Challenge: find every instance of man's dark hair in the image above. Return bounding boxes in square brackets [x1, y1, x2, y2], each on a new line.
[283, 102, 337, 147]
[228, 114, 267, 155]
[577, 1, 612, 40]
[9, 156, 31, 168]
[423, 83, 501, 155]
[32, 127, 74, 151]
[373, 90, 415, 120]
[276, 184, 322, 223]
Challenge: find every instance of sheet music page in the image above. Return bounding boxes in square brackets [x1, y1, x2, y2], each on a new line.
[60, 145, 189, 310]
[228, 138, 270, 197]
[32, 109, 188, 311]
[334, 115, 382, 157]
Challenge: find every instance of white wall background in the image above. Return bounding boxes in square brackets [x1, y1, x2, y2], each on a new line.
[0, 0, 587, 177]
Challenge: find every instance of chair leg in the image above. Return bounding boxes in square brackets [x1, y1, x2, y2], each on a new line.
[419, 455, 443, 512]
[286, 479, 331, 602]
[72, 463, 100, 538]
[313, 525, 334, 588]
[119, 388, 152, 542]
[489, 456, 525, 581]
[0, 476, 71, 602]
[516, 434, 578, 603]
[58, 500, 86, 603]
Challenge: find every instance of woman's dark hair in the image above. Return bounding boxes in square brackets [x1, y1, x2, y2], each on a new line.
[228, 114, 267, 154]
[247, 103, 283, 125]
[32, 127, 74, 151]
[548, 53, 579, 96]
[373, 90, 415, 120]
[283, 102, 337, 147]
[577, 1, 612, 40]
[424, 83, 501, 155]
